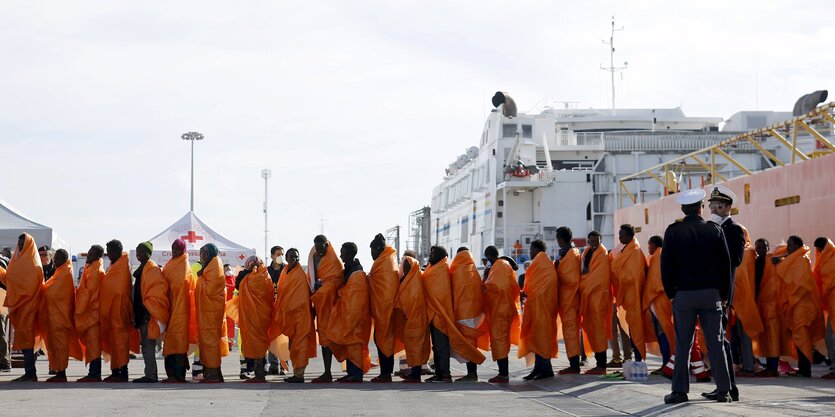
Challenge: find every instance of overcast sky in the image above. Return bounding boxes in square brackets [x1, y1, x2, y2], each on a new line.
[2, 0, 833, 265]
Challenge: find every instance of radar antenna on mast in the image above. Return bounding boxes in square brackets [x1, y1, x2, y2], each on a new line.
[600, 16, 628, 114]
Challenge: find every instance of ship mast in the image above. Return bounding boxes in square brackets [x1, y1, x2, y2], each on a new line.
[600, 16, 628, 115]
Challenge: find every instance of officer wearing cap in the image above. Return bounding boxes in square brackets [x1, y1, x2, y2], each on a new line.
[661, 188, 733, 404]
[702, 184, 746, 401]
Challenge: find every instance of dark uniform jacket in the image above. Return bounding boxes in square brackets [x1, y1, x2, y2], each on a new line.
[661, 215, 732, 302]
[717, 217, 745, 305]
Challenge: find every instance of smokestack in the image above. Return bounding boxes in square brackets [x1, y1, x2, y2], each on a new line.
[491, 91, 517, 118]
[792, 90, 828, 116]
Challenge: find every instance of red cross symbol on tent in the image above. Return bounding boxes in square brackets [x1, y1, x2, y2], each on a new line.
[181, 231, 204, 244]
[238, 254, 246, 260]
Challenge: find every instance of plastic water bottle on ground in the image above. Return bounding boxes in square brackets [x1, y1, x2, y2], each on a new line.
[623, 360, 634, 380]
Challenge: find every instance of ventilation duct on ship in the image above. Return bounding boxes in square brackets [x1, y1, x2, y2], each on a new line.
[492, 91, 517, 118]
[466, 146, 479, 159]
[792, 90, 828, 116]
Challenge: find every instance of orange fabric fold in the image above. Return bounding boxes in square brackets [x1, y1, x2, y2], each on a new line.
[368, 246, 399, 357]
[328, 269, 372, 373]
[75, 258, 105, 363]
[610, 239, 650, 360]
[3, 234, 44, 350]
[484, 258, 520, 361]
[162, 254, 196, 355]
[309, 243, 344, 347]
[394, 256, 430, 367]
[757, 250, 784, 357]
[195, 256, 230, 368]
[733, 244, 764, 338]
[557, 247, 582, 358]
[100, 253, 133, 368]
[775, 246, 826, 360]
[518, 252, 559, 359]
[270, 264, 316, 368]
[581, 244, 613, 353]
[39, 262, 83, 371]
[814, 239, 835, 332]
[423, 258, 485, 364]
[236, 266, 274, 359]
[450, 250, 488, 351]
[141, 260, 170, 340]
[642, 248, 675, 354]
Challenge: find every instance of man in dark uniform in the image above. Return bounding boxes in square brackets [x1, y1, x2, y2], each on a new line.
[662, 188, 734, 404]
[703, 185, 745, 402]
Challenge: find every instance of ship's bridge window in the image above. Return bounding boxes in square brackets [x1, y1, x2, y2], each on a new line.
[502, 124, 516, 138]
[522, 124, 532, 138]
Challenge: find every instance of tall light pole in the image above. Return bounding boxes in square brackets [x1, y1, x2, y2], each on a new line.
[181, 131, 204, 212]
[261, 168, 272, 260]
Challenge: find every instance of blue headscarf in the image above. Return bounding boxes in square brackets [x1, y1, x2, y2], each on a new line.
[200, 243, 219, 260]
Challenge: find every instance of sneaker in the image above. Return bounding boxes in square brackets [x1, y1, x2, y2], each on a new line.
[584, 367, 607, 375]
[487, 375, 509, 383]
[558, 366, 581, 375]
[605, 360, 623, 368]
[426, 375, 452, 383]
[0, 365, 11, 373]
[370, 375, 392, 383]
[12, 374, 37, 383]
[311, 374, 333, 383]
[755, 369, 779, 378]
[455, 374, 478, 382]
[283, 375, 304, 383]
[77, 375, 102, 383]
[132, 376, 158, 383]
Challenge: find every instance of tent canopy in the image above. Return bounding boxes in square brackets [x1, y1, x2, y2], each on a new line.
[0, 197, 68, 252]
[133, 211, 255, 268]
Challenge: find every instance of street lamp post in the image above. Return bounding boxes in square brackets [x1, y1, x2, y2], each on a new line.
[261, 169, 272, 260]
[181, 131, 204, 212]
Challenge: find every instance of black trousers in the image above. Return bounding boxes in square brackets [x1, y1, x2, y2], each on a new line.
[430, 324, 451, 378]
[671, 289, 731, 395]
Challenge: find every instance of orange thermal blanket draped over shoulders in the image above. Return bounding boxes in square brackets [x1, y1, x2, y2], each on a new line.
[39, 262, 83, 370]
[328, 268, 372, 373]
[270, 264, 316, 368]
[642, 248, 674, 354]
[814, 240, 835, 332]
[195, 256, 230, 368]
[609, 239, 650, 360]
[236, 266, 274, 359]
[162, 254, 196, 355]
[309, 243, 344, 347]
[733, 245, 764, 338]
[518, 251, 559, 359]
[484, 258, 520, 361]
[557, 247, 582, 358]
[368, 246, 399, 357]
[141, 260, 170, 340]
[450, 250, 487, 350]
[581, 244, 613, 354]
[775, 246, 825, 360]
[394, 257, 430, 367]
[3, 234, 44, 350]
[757, 250, 784, 358]
[76, 258, 104, 363]
[423, 258, 485, 364]
[100, 254, 133, 368]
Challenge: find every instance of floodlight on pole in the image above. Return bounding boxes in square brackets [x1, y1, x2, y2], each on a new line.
[181, 131, 204, 212]
[261, 168, 272, 260]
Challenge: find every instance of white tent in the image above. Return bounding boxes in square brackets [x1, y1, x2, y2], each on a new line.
[132, 211, 255, 268]
[0, 197, 70, 252]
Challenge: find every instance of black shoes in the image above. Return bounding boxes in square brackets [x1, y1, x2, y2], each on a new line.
[664, 392, 688, 404]
[702, 387, 739, 402]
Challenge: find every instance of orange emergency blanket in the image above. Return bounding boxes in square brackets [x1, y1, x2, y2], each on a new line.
[814, 239, 835, 332]
[141, 260, 170, 340]
[484, 258, 520, 361]
[233, 266, 274, 359]
[732, 233, 764, 339]
[757, 249, 785, 358]
[775, 245, 826, 360]
[610, 239, 651, 360]
[518, 252, 559, 360]
[642, 248, 674, 354]
[581, 244, 613, 354]
[39, 262, 83, 371]
[100, 253, 133, 368]
[195, 256, 230, 368]
[450, 250, 488, 351]
[368, 246, 399, 357]
[394, 256, 430, 367]
[162, 254, 197, 355]
[327, 268, 372, 373]
[309, 243, 344, 347]
[270, 264, 317, 368]
[3, 234, 44, 350]
[423, 258, 485, 364]
[75, 258, 104, 363]
[557, 247, 582, 358]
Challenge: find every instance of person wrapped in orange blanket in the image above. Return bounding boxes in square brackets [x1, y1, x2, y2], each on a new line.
[483, 245, 520, 383]
[162, 238, 196, 383]
[367, 234, 399, 382]
[581, 231, 613, 375]
[233, 256, 274, 383]
[270, 248, 316, 383]
[774, 235, 826, 377]
[75, 245, 106, 382]
[754, 239, 785, 377]
[813, 237, 835, 379]
[2, 233, 44, 382]
[39, 249, 83, 382]
[326, 242, 372, 383]
[101, 240, 134, 383]
[644, 235, 676, 376]
[308, 235, 345, 383]
[450, 247, 487, 382]
[134, 241, 170, 383]
[609, 224, 651, 363]
[555, 227, 584, 375]
[730, 228, 764, 377]
[393, 251, 430, 383]
[519, 239, 558, 380]
[423, 246, 485, 383]
[195, 243, 230, 383]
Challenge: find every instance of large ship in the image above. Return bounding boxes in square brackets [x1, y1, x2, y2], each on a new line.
[405, 92, 806, 263]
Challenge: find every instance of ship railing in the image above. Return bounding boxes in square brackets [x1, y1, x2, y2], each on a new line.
[617, 102, 835, 208]
[554, 131, 605, 147]
[502, 170, 557, 185]
[604, 133, 747, 152]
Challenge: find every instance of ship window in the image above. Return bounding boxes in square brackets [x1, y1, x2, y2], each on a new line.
[522, 124, 532, 138]
[502, 124, 516, 138]
[461, 216, 469, 243]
